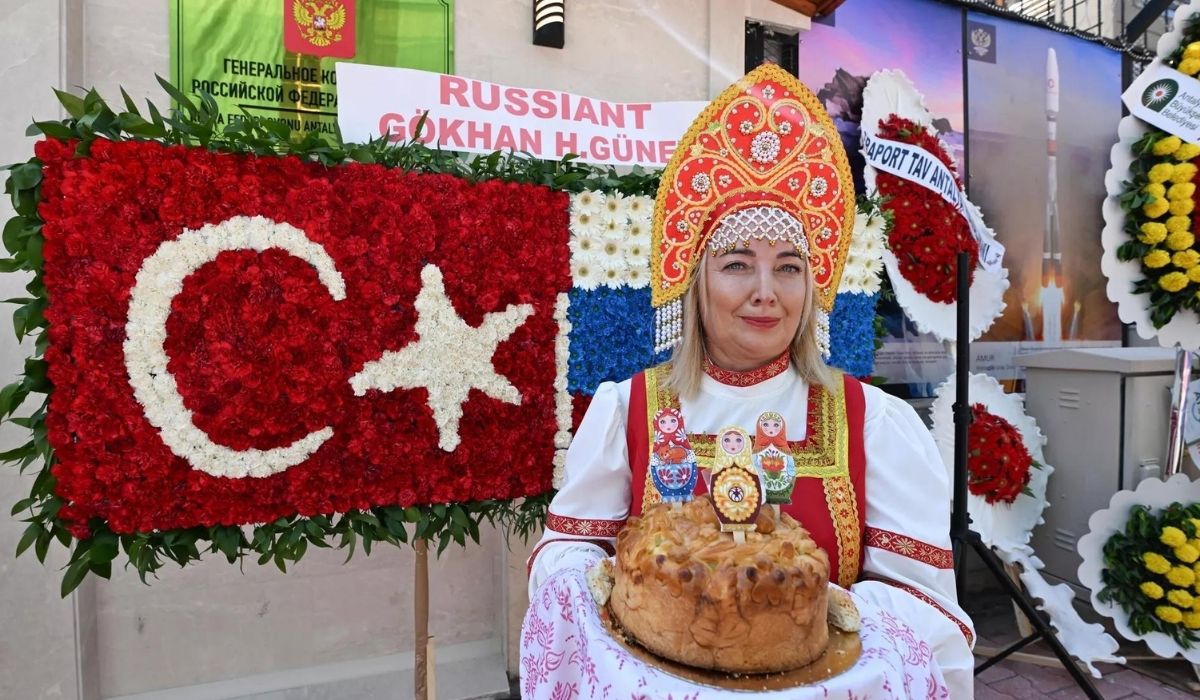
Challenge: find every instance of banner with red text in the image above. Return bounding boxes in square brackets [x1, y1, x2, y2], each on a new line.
[336, 63, 706, 167]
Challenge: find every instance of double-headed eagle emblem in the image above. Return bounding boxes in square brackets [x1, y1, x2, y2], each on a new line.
[292, 0, 348, 47]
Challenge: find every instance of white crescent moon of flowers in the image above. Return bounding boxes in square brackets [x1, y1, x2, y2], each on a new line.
[123, 215, 346, 479]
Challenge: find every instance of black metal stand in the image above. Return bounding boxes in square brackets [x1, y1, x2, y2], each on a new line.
[948, 252, 1102, 699]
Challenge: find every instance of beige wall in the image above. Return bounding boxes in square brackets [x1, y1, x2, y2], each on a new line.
[0, 1, 810, 697]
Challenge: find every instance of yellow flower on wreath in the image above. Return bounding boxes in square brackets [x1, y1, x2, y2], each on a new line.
[1189, 267, 1200, 283]
[1142, 581, 1165, 600]
[1146, 183, 1168, 199]
[1160, 272, 1190, 293]
[1168, 231, 1196, 251]
[1185, 41, 1200, 60]
[1157, 605, 1185, 624]
[1140, 222, 1168, 244]
[1170, 198, 1195, 216]
[1145, 551, 1172, 574]
[1177, 143, 1200, 162]
[1149, 163, 1176, 184]
[1185, 611, 1200, 630]
[1169, 182, 1196, 200]
[1169, 588, 1196, 608]
[1169, 564, 1197, 587]
[1155, 135, 1184, 156]
[1166, 216, 1190, 235]
[1162, 526, 1187, 547]
[1145, 250, 1172, 269]
[1172, 163, 1198, 184]
[1144, 198, 1171, 219]
[1180, 59, 1200, 78]
[1174, 250, 1200, 270]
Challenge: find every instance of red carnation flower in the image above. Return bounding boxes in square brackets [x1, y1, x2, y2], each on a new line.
[967, 404, 1036, 505]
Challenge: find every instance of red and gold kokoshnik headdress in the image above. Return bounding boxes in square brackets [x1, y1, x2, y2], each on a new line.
[652, 64, 855, 352]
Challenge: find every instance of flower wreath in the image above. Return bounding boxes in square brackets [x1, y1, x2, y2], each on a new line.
[931, 372, 1123, 675]
[1078, 474, 1200, 661]
[860, 70, 1008, 342]
[1102, 2, 1200, 349]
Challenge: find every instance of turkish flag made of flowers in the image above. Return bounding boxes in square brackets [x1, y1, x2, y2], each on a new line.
[36, 137, 569, 535]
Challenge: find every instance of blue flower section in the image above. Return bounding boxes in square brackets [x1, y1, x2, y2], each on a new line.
[828, 292, 879, 379]
[568, 287, 669, 396]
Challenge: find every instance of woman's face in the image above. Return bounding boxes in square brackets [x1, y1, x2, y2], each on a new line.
[701, 236, 808, 371]
[760, 418, 783, 437]
[657, 414, 679, 434]
[720, 430, 745, 455]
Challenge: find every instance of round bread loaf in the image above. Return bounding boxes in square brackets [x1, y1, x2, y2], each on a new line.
[609, 497, 830, 674]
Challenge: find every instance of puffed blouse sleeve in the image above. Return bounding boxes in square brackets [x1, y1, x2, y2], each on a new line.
[527, 380, 632, 599]
[851, 384, 977, 699]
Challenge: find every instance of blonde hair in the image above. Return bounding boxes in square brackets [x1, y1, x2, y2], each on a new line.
[664, 258, 835, 400]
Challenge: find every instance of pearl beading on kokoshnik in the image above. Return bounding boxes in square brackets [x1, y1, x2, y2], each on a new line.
[655, 207, 830, 357]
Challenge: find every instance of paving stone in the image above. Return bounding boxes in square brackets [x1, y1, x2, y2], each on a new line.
[975, 684, 1016, 700]
[1095, 670, 1193, 698]
[974, 659, 1017, 684]
[988, 672, 1058, 699]
[995, 660, 1079, 693]
[1045, 675, 1134, 700]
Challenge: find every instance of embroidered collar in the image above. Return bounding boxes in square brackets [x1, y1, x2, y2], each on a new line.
[703, 352, 790, 387]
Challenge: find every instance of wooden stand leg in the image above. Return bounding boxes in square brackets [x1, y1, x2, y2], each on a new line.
[415, 538, 430, 700]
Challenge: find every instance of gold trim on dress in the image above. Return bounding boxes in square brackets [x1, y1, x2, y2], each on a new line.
[644, 363, 862, 584]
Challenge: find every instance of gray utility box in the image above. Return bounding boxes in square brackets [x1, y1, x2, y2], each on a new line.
[1014, 347, 1190, 598]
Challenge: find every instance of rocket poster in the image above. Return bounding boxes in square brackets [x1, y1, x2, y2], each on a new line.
[966, 12, 1123, 381]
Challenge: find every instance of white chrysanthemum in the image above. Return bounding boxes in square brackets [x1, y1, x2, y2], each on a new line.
[863, 255, 884, 277]
[625, 263, 651, 289]
[858, 269, 882, 295]
[598, 237, 623, 261]
[864, 212, 888, 241]
[862, 228, 886, 258]
[853, 210, 871, 239]
[573, 258, 602, 290]
[600, 217, 625, 240]
[627, 219, 650, 243]
[571, 210, 606, 237]
[601, 191, 628, 224]
[838, 267, 869, 295]
[570, 227, 603, 260]
[626, 195, 653, 223]
[622, 238, 649, 262]
[571, 190, 606, 217]
[599, 256, 629, 289]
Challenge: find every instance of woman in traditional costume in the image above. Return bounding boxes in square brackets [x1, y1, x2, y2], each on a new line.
[528, 64, 975, 697]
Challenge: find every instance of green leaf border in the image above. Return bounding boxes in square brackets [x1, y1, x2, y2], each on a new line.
[4, 78, 669, 596]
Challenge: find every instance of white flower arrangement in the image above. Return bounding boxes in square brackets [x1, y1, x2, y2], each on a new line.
[552, 293, 573, 488]
[837, 208, 887, 296]
[350, 264, 534, 453]
[124, 216, 344, 479]
[569, 190, 653, 290]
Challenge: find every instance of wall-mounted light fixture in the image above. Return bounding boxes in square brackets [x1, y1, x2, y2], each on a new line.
[532, 0, 565, 48]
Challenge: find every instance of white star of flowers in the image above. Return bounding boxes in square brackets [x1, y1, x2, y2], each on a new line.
[349, 264, 534, 452]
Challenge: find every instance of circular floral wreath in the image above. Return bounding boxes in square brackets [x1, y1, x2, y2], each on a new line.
[1102, 2, 1200, 349]
[930, 372, 1052, 558]
[861, 70, 1008, 342]
[1078, 474, 1200, 660]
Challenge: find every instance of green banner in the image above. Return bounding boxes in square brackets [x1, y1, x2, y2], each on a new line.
[169, 0, 453, 139]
